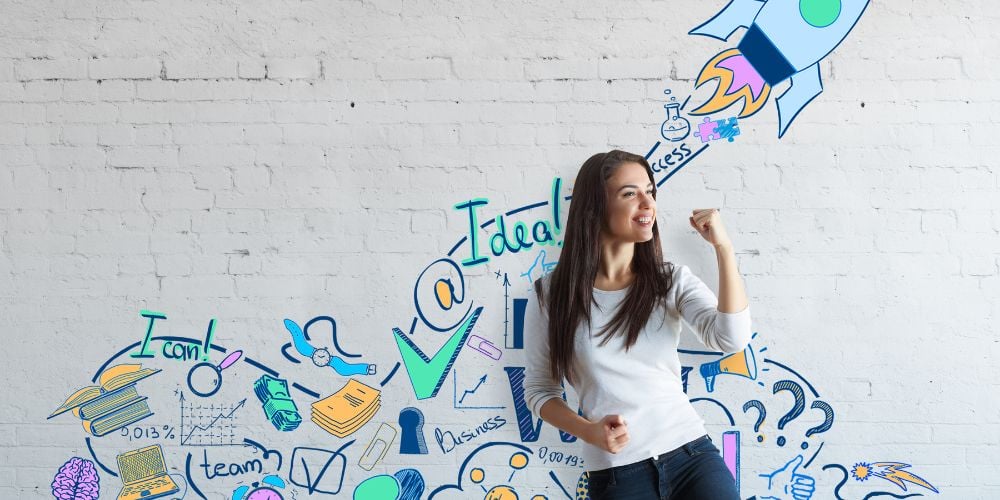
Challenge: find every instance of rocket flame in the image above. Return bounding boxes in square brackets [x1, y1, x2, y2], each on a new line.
[690, 48, 771, 118]
[866, 462, 939, 493]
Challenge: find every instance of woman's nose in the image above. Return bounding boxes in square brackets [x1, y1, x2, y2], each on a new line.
[638, 191, 654, 207]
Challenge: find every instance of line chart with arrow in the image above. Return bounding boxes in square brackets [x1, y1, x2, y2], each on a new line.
[179, 391, 247, 447]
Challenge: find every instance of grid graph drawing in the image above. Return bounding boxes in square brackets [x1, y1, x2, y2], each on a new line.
[179, 394, 246, 447]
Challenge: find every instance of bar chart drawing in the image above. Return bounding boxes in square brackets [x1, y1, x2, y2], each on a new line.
[502, 273, 527, 350]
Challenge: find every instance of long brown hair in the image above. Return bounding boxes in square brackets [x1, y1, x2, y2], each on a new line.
[535, 150, 674, 384]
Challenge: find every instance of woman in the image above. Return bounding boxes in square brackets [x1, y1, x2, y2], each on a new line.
[524, 150, 751, 499]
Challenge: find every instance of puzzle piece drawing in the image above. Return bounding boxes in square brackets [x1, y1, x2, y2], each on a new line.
[715, 117, 741, 142]
[693, 116, 741, 143]
[694, 117, 720, 143]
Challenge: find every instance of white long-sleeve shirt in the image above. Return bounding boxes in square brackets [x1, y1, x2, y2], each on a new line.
[523, 263, 752, 470]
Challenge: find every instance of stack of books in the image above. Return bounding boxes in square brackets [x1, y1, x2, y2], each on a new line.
[49, 364, 160, 437]
[311, 379, 380, 438]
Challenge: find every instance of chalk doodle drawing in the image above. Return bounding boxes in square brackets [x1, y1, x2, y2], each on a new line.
[253, 375, 302, 432]
[115, 444, 180, 500]
[231, 474, 287, 500]
[359, 422, 397, 470]
[51, 457, 101, 500]
[311, 378, 381, 438]
[428, 442, 547, 500]
[282, 316, 376, 376]
[852, 461, 939, 493]
[689, 0, 871, 137]
[288, 441, 354, 495]
[34, 4, 946, 499]
[48, 363, 160, 437]
[399, 407, 430, 454]
[354, 468, 425, 500]
[661, 95, 692, 142]
[42, 177, 940, 498]
[179, 392, 245, 447]
[186, 349, 243, 398]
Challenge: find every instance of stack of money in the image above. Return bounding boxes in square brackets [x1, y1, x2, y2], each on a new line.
[311, 379, 381, 438]
[253, 375, 302, 432]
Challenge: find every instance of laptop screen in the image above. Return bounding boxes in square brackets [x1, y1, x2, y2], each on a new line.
[118, 445, 167, 485]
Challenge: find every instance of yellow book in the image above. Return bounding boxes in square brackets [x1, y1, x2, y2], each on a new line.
[49, 364, 161, 419]
[81, 398, 152, 437]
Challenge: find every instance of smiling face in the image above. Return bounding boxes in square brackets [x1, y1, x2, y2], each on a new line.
[601, 161, 657, 245]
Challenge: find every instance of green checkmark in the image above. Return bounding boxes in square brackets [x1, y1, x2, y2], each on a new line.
[393, 307, 483, 400]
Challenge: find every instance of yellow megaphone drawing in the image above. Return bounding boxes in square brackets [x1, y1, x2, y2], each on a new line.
[699, 345, 758, 392]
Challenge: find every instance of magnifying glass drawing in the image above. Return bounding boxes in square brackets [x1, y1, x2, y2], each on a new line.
[187, 350, 243, 398]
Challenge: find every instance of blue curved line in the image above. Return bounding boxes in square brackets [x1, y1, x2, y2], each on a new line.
[92, 341, 142, 383]
[243, 437, 283, 471]
[90, 336, 226, 383]
[822, 463, 849, 500]
[304, 316, 360, 359]
[85, 437, 117, 477]
[689, 397, 735, 425]
[763, 359, 820, 397]
[428, 442, 534, 499]
[185, 452, 207, 499]
[280, 342, 300, 364]
[380, 361, 401, 387]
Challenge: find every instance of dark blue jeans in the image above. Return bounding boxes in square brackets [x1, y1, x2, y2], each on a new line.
[586, 435, 739, 500]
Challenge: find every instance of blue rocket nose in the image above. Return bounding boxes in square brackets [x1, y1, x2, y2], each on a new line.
[800, 0, 841, 27]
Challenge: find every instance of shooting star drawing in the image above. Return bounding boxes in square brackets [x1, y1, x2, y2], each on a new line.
[689, 0, 870, 137]
[853, 461, 939, 493]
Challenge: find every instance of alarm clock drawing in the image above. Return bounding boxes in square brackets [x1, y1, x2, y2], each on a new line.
[232, 475, 286, 500]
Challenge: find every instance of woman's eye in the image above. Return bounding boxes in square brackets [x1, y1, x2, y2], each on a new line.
[623, 192, 635, 198]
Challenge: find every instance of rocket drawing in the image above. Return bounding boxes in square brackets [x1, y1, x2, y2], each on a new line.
[689, 0, 870, 137]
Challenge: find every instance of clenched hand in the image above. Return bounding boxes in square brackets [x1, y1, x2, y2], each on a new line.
[584, 414, 630, 454]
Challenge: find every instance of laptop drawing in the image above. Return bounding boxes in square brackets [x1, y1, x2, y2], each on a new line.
[115, 444, 179, 500]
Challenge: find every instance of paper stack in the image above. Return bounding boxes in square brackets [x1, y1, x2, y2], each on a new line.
[311, 379, 380, 438]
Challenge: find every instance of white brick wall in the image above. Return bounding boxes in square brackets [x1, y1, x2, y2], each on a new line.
[2, 1, 998, 499]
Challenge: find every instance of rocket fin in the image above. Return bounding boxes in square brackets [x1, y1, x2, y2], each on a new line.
[776, 62, 823, 138]
[688, 0, 766, 41]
